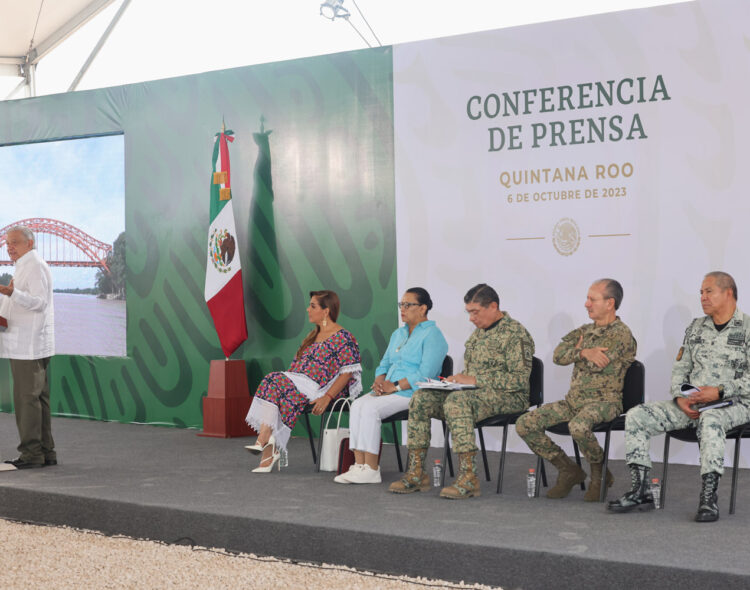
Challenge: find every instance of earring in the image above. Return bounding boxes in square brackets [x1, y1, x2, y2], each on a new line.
[323, 318, 328, 327]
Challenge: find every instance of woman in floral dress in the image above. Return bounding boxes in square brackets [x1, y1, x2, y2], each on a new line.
[244, 290, 361, 472]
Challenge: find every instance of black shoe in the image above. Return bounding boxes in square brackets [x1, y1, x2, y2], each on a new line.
[607, 491, 655, 513]
[607, 463, 654, 513]
[44, 458, 58, 466]
[4, 458, 44, 469]
[695, 472, 720, 523]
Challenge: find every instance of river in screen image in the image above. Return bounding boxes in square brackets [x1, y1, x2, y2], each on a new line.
[54, 293, 126, 357]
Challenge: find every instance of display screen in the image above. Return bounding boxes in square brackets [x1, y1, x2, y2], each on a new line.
[0, 134, 126, 357]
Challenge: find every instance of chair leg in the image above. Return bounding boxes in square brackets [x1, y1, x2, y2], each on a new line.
[391, 421, 403, 472]
[303, 411, 317, 464]
[661, 434, 671, 509]
[315, 414, 326, 472]
[442, 421, 454, 477]
[730, 433, 743, 515]
[478, 427, 491, 482]
[535, 455, 543, 497]
[441, 430, 449, 487]
[496, 423, 509, 494]
[573, 441, 586, 490]
[600, 430, 612, 502]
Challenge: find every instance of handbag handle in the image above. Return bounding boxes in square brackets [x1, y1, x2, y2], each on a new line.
[322, 396, 351, 431]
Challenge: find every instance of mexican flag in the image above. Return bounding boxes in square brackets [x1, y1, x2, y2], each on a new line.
[204, 127, 248, 358]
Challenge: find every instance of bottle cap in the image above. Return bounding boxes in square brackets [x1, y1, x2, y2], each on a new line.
[651, 478, 659, 483]
[434, 459, 441, 464]
[529, 468, 535, 473]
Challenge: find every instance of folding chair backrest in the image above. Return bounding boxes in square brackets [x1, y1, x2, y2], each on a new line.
[529, 356, 544, 407]
[440, 355, 453, 379]
[622, 359, 645, 412]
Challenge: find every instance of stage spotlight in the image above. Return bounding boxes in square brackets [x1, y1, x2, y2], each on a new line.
[320, 0, 350, 20]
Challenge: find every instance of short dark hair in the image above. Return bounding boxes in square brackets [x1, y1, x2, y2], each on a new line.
[705, 271, 738, 300]
[405, 287, 433, 311]
[595, 278, 624, 310]
[464, 283, 499, 307]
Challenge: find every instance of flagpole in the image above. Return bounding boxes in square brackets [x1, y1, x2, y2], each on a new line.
[201, 119, 253, 437]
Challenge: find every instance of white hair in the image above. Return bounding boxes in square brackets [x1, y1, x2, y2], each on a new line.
[6, 225, 35, 248]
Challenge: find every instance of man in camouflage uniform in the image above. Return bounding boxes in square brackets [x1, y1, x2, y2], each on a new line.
[389, 284, 534, 499]
[516, 279, 636, 501]
[609, 272, 750, 522]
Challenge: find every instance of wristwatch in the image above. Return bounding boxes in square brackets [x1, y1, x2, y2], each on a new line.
[394, 383, 402, 392]
[718, 385, 725, 399]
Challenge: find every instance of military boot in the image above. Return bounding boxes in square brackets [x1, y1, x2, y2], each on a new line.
[607, 464, 654, 513]
[584, 461, 614, 502]
[695, 472, 720, 522]
[389, 448, 430, 494]
[546, 453, 587, 499]
[440, 452, 481, 499]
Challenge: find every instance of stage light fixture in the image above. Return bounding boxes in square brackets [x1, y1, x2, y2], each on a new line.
[320, 0, 350, 20]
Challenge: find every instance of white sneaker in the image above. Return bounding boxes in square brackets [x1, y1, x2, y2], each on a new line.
[334, 464, 364, 484]
[344, 464, 382, 484]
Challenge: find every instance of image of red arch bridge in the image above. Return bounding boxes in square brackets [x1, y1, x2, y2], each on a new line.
[0, 218, 112, 272]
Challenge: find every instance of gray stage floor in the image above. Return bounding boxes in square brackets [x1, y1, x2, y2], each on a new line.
[0, 413, 749, 590]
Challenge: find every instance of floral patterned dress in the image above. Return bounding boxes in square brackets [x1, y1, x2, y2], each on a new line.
[245, 329, 361, 450]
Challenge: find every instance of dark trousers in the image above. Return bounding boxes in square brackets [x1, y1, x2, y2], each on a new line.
[11, 358, 54, 464]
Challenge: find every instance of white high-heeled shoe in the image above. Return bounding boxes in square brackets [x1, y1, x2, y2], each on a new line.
[252, 447, 281, 473]
[245, 434, 275, 455]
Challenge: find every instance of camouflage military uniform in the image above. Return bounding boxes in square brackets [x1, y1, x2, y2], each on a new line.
[407, 313, 534, 453]
[625, 308, 750, 476]
[516, 318, 636, 463]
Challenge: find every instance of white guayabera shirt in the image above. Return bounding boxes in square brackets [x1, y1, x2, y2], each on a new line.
[0, 249, 55, 360]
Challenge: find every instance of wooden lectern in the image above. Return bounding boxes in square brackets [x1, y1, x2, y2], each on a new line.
[199, 359, 257, 438]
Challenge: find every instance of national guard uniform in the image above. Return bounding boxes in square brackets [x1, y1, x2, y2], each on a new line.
[610, 307, 750, 520]
[516, 318, 636, 500]
[390, 312, 534, 498]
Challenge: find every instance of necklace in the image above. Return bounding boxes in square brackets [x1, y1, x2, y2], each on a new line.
[396, 328, 412, 352]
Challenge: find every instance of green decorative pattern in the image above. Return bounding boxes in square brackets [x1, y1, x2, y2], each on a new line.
[0, 48, 397, 430]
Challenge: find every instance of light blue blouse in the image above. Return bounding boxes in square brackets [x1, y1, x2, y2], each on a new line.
[374, 320, 449, 398]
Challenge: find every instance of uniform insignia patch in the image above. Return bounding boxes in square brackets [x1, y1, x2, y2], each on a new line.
[676, 347, 684, 361]
[727, 331, 745, 347]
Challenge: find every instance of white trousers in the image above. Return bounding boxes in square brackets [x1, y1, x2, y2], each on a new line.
[349, 392, 411, 455]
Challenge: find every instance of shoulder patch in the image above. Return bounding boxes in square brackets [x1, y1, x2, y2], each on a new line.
[676, 347, 684, 361]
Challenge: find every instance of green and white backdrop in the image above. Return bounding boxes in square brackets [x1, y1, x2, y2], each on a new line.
[0, 0, 747, 465]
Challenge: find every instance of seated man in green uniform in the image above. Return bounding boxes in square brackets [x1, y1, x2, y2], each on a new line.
[516, 279, 636, 501]
[389, 283, 535, 499]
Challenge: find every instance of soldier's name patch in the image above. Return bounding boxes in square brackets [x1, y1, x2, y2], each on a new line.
[727, 331, 745, 347]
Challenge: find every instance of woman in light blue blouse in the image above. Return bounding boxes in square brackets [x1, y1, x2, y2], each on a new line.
[334, 287, 448, 484]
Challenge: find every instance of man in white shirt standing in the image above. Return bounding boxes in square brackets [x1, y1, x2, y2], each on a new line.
[0, 226, 56, 469]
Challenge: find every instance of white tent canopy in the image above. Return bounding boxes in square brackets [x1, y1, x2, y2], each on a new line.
[0, 1, 682, 101]
[0, 0, 120, 98]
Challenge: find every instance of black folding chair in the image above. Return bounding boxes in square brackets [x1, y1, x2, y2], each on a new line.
[661, 421, 750, 515]
[382, 355, 454, 475]
[442, 356, 544, 494]
[542, 359, 645, 501]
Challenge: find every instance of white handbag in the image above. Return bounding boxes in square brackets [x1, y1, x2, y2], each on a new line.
[319, 396, 351, 472]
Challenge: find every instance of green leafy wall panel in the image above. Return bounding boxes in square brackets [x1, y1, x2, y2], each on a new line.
[0, 47, 397, 429]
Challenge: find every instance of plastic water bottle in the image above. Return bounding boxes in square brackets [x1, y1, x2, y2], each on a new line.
[527, 468, 537, 498]
[650, 478, 661, 509]
[279, 447, 288, 468]
[432, 459, 443, 487]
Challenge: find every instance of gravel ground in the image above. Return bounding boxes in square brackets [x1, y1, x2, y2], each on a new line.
[0, 519, 499, 590]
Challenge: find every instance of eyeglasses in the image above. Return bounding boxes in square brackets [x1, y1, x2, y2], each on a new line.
[397, 302, 421, 310]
